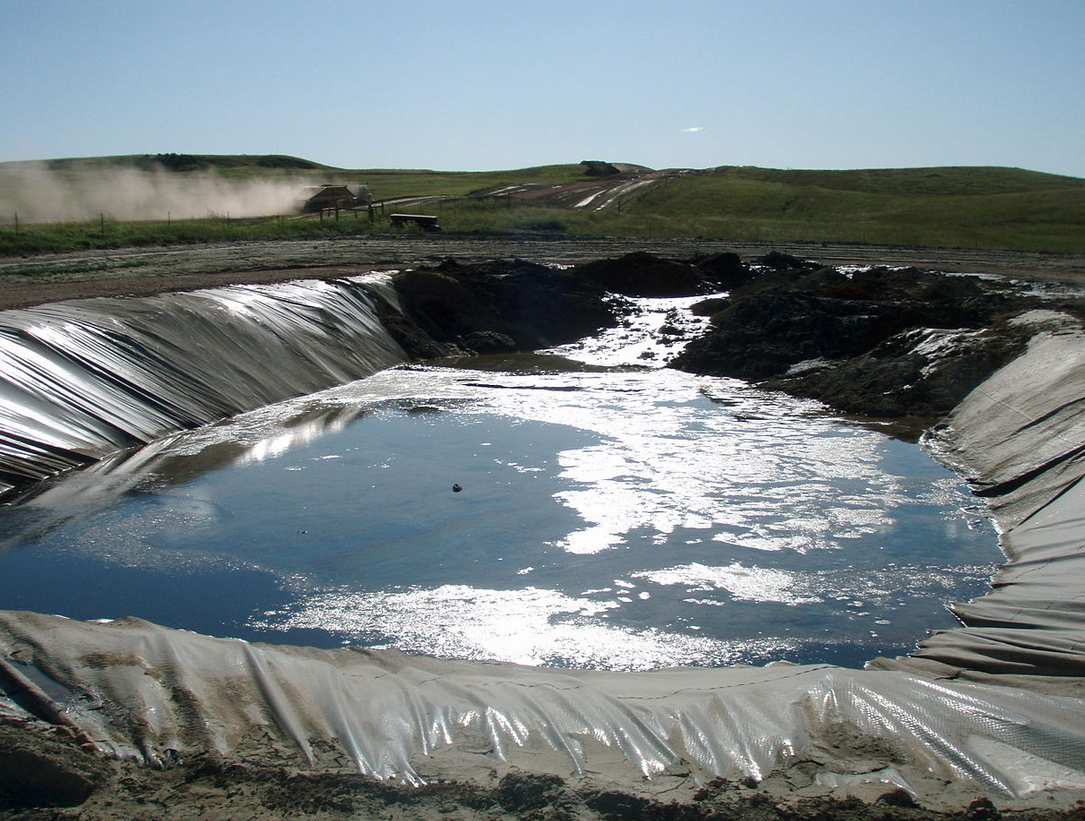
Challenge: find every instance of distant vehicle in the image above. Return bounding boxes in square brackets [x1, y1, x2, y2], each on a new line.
[298, 184, 372, 214]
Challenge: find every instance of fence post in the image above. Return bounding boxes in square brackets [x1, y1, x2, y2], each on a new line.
[13, 213, 17, 234]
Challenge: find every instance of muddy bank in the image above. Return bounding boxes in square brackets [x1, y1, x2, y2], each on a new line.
[666, 252, 1085, 424]
[382, 250, 1082, 428]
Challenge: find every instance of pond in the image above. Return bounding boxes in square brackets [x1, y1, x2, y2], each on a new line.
[0, 297, 1000, 670]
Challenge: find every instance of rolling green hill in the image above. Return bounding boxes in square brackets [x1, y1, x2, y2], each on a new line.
[702, 165, 1085, 196]
[1, 154, 1082, 254]
[624, 165, 1085, 251]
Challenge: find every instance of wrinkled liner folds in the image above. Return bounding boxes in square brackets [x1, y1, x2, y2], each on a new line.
[1, 304, 1085, 804]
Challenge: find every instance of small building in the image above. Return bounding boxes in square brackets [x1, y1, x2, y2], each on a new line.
[298, 184, 372, 214]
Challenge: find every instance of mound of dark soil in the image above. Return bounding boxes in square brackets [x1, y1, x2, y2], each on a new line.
[580, 159, 622, 177]
[573, 252, 708, 297]
[670, 257, 1039, 420]
[766, 324, 1031, 419]
[390, 258, 622, 355]
[689, 251, 754, 291]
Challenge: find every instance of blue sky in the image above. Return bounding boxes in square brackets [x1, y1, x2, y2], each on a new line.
[3, 0, 1083, 177]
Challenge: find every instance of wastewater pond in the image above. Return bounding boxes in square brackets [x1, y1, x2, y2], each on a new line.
[0, 299, 1001, 671]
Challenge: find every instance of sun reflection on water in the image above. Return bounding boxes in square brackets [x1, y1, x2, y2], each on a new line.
[0, 342, 1000, 670]
[249, 584, 801, 670]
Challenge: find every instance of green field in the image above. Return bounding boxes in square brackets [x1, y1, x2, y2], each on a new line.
[1, 154, 1082, 255]
[623, 166, 1085, 252]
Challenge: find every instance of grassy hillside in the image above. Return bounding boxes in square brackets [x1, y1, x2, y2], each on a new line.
[623, 166, 1085, 252]
[1, 155, 1082, 254]
[349, 164, 588, 198]
[704, 165, 1085, 196]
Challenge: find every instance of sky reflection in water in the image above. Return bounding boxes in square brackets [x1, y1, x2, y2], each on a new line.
[0, 354, 999, 671]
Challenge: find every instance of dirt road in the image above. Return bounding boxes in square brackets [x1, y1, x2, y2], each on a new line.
[1, 235, 1084, 310]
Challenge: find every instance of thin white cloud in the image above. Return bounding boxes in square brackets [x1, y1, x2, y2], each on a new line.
[681, 126, 704, 133]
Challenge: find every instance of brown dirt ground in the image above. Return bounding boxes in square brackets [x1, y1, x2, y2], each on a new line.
[2, 236, 1084, 311]
[5, 716, 1085, 821]
[4, 237, 1085, 819]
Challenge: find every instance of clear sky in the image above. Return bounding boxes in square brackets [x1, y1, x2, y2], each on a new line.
[3, 0, 1083, 178]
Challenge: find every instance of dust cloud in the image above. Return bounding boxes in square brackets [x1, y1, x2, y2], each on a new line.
[0, 161, 317, 224]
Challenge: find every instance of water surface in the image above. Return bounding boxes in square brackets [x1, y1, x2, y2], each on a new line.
[2, 370, 998, 668]
[0, 349, 998, 670]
